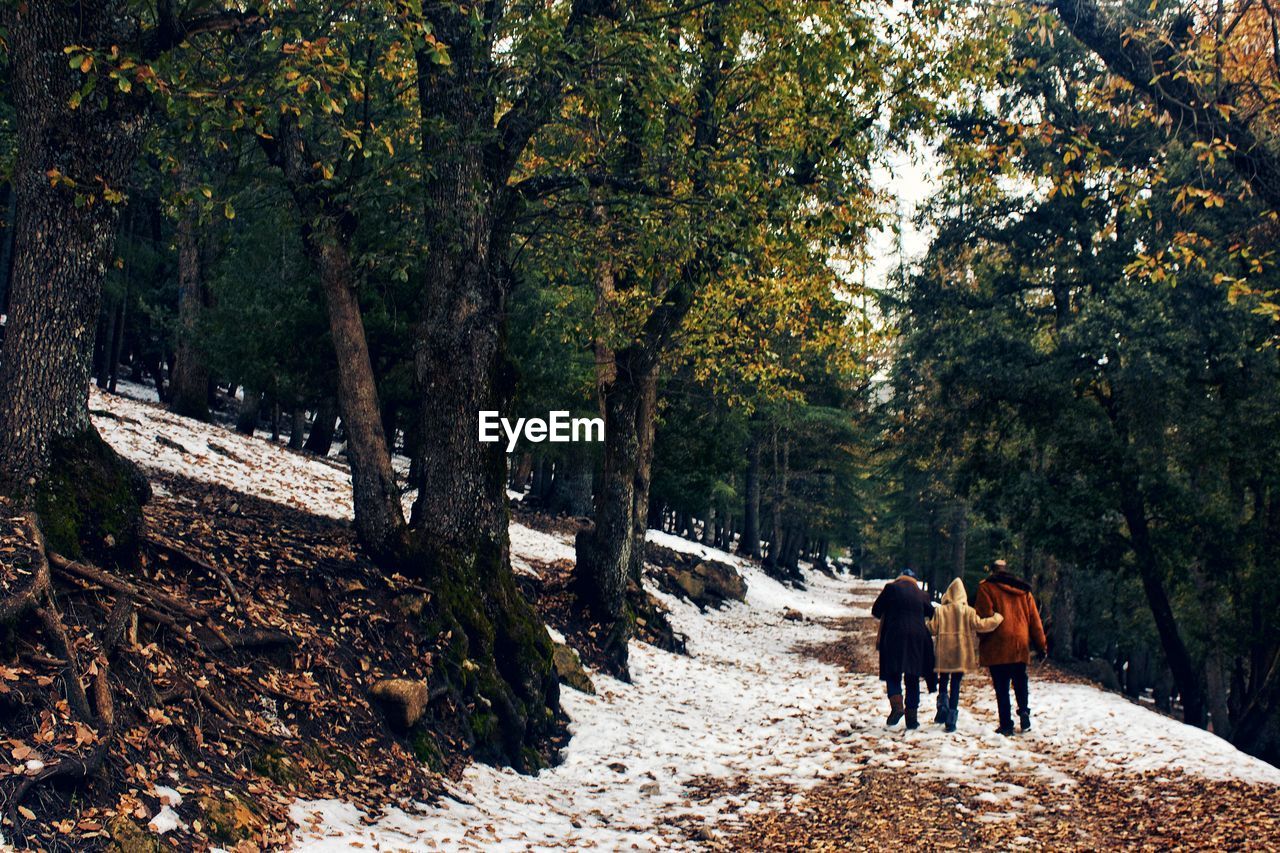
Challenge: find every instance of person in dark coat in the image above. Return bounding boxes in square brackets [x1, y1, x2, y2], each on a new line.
[871, 569, 936, 729]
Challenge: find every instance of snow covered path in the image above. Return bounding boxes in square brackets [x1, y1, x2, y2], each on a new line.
[87, 387, 1280, 850]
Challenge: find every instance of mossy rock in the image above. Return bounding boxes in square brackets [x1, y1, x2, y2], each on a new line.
[253, 746, 306, 787]
[107, 817, 164, 853]
[300, 742, 358, 778]
[552, 642, 595, 695]
[411, 729, 447, 773]
[198, 792, 264, 845]
[34, 428, 150, 567]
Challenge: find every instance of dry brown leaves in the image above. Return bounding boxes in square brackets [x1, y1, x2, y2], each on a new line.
[1, 474, 456, 851]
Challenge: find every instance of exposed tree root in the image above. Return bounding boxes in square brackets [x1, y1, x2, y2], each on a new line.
[1, 513, 120, 823]
[147, 535, 243, 607]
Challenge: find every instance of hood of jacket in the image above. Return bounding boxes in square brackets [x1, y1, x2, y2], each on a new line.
[987, 571, 1032, 595]
[941, 577, 968, 606]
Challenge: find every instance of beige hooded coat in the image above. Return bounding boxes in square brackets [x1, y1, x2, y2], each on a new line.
[928, 578, 1004, 674]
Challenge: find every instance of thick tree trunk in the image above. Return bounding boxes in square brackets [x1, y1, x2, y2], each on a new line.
[701, 505, 716, 546]
[405, 27, 562, 768]
[0, 0, 147, 525]
[0, 183, 15, 319]
[302, 395, 339, 456]
[309, 222, 408, 559]
[169, 199, 212, 421]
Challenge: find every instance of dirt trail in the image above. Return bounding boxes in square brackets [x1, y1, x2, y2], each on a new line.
[713, 593, 1280, 851]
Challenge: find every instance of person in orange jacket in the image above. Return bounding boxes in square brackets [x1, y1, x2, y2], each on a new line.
[975, 559, 1047, 736]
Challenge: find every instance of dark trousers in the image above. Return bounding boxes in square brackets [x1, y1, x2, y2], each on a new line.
[885, 673, 921, 710]
[937, 672, 963, 708]
[990, 663, 1029, 728]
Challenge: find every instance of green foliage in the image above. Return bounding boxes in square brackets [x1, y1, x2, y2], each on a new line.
[888, 17, 1280, 747]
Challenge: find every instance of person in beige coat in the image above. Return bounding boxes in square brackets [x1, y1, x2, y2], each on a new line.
[928, 577, 1003, 732]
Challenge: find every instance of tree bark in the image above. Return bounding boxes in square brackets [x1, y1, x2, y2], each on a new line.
[265, 117, 408, 562]
[0, 0, 147, 507]
[739, 432, 762, 558]
[549, 447, 594, 517]
[288, 407, 307, 450]
[302, 395, 339, 456]
[1119, 483, 1207, 726]
[168, 197, 212, 421]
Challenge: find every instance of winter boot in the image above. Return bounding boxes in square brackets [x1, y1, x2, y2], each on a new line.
[887, 694, 905, 726]
[945, 708, 958, 733]
[995, 724, 1014, 737]
[905, 709, 919, 730]
[934, 693, 949, 725]
[1019, 710, 1032, 733]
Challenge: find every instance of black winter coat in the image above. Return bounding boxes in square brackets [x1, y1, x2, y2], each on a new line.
[872, 577, 936, 681]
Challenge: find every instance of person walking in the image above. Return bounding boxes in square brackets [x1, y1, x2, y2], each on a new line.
[928, 577, 1004, 732]
[872, 568, 935, 729]
[975, 559, 1047, 736]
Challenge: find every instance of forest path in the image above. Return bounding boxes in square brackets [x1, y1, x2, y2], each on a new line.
[720, 594, 1280, 851]
[84, 387, 1280, 851]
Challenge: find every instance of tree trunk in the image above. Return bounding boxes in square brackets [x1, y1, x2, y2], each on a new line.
[0, 0, 148, 548]
[288, 407, 307, 450]
[626, 362, 659, 586]
[510, 452, 533, 493]
[380, 400, 399, 457]
[266, 117, 408, 561]
[572, 352, 655, 674]
[0, 182, 16, 320]
[404, 17, 567, 767]
[169, 198, 212, 421]
[107, 276, 127, 394]
[302, 395, 339, 456]
[701, 504, 716, 546]
[96, 293, 118, 390]
[236, 390, 261, 436]
[950, 499, 967, 581]
[530, 456, 548, 502]
[549, 448, 594, 517]
[1119, 483, 1207, 727]
[763, 430, 788, 575]
[739, 433, 761, 557]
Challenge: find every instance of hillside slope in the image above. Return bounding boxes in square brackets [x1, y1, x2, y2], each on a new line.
[81, 388, 1280, 850]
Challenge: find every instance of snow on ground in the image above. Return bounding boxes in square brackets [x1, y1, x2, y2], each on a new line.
[89, 385, 1280, 849]
[294, 568, 869, 851]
